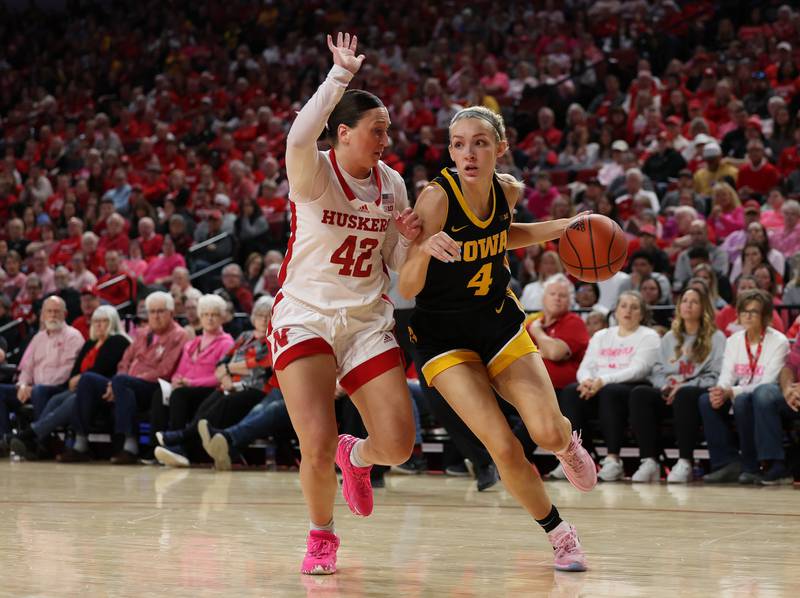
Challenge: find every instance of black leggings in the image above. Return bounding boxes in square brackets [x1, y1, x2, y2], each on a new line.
[629, 385, 705, 460]
[559, 382, 641, 455]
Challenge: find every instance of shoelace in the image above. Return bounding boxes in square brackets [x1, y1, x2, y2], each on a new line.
[559, 432, 586, 471]
[552, 529, 578, 557]
[307, 538, 336, 558]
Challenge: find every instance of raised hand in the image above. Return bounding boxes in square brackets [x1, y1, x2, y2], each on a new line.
[327, 32, 365, 75]
[394, 208, 422, 242]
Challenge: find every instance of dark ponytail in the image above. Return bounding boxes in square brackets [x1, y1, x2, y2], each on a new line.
[327, 89, 384, 146]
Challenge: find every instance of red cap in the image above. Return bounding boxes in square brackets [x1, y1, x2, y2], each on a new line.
[639, 224, 657, 236]
[80, 285, 98, 297]
[666, 115, 682, 126]
[743, 199, 761, 213]
[746, 116, 762, 131]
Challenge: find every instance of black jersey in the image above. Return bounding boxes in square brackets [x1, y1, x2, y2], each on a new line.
[416, 168, 512, 313]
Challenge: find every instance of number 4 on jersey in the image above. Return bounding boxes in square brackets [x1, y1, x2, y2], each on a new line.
[331, 235, 379, 278]
[467, 263, 493, 296]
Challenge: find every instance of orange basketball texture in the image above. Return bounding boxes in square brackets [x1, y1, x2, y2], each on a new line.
[558, 214, 628, 282]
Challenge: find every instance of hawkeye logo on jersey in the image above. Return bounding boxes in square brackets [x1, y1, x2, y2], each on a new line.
[455, 230, 508, 262]
[321, 209, 390, 232]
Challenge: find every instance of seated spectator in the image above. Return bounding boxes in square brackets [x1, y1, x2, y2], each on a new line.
[554, 291, 661, 482]
[50, 266, 81, 322]
[749, 329, 800, 484]
[2, 250, 27, 300]
[143, 235, 187, 286]
[123, 240, 148, 279]
[693, 142, 739, 197]
[736, 139, 781, 201]
[731, 238, 784, 287]
[673, 220, 730, 292]
[153, 296, 275, 468]
[236, 196, 270, 261]
[628, 287, 725, 483]
[71, 287, 101, 340]
[754, 262, 782, 300]
[220, 263, 254, 313]
[10, 305, 130, 460]
[585, 310, 608, 337]
[700, 289, 789, 484]
[760, 189, 785, 231]
[253, 263, 282, 299]
[691, 265, 728, 310]
[0, 296, 83, 452]
[68, 252, 98, 291]
[614, 169, 659, 222]
[96, 250, 137, 307]
[639, 276, 672, 333]
[98, 213, 131, 256]
[660, 169, 705, 215]
[525, 172, 560, 220]
[768, 199, 800, 257]
[150, 294, 234, 454]
[50, 217, 84, 266]
[30, 249, 56, 294]
[574, 281, 608, 319]
[722, 209, 769, 265]
[520, 251, 562, 312]
[708, 182, 744, 241]
[181, 288, 203, 339]
[525, 275, 589, 392]
[716, 275, 784, 336]
[244, 252, 264, 290]
[137, 217, 163, 260]
[643, 132, 687, 192]
[629, 251, 671, 301]
[60, 291, 188, 464]
[191, 210, 234, 271]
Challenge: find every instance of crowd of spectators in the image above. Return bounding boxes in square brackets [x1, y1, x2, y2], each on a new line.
[0, 0, 799, 484]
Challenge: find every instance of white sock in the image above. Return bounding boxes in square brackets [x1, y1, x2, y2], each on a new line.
[123, 436, 138, 454]
[310, 518, 335, 533]
[349, 439, 370, 468]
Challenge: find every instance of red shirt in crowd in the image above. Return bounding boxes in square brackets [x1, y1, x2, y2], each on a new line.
[736, 161, 782, 197]
[527, 312, 590, 389]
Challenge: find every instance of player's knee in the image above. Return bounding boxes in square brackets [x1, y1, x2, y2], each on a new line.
[373, 430, 415, 465]
[533, 418, 571, 452]
[300, 441, 337, 471]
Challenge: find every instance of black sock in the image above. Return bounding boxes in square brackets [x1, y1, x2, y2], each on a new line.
[536, 504, 563, 533]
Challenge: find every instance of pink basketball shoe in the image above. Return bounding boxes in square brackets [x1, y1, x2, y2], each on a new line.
[335, 434, 373, 517]
[548, 522, 587, 572]
[555, 431, 597, 492]
[301, 530, 340, 575]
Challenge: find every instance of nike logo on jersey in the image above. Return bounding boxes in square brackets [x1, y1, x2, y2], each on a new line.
[495, 300, 505, 314]
[451, 224, 469, 233]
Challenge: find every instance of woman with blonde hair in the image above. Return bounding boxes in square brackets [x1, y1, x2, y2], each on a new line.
[11, 305, 131, 460]
[627, 286, 726, 483]
[708, 182, 744, 240]
[691, 263, 727, 309]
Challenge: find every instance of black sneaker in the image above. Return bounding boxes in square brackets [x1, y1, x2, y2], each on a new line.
[476, 462, 499, 492]
[445, 461, 470, 476]
[703, 461, 741, 484]
[10, 432, 40, 461]
[391, 453, 427, 475]
[760, 461, 794, 486]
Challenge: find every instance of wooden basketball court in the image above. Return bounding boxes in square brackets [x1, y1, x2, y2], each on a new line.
[1, 461, 797, 597]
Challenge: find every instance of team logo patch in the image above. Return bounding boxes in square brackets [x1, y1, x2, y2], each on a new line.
[381, 192, 395, 213]
[358, 204, 370, 212]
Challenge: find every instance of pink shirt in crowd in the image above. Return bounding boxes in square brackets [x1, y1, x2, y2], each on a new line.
[17, 324, 84, 386]
[770, 226, 800, 257]
[143, 253, 187, 285]
[172, 331, 235, 387]
[117, 320, 188, 382]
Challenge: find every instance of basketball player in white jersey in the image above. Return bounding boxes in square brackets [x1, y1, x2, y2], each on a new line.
[270, 33, 421, 575]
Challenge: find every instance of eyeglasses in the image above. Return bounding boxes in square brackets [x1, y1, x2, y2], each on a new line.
[739, 309, 761, 317]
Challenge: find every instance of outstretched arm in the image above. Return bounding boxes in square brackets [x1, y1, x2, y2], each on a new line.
[507, 219, 574, 250]
[397, 185, 458, 299]
[285, 33, 365, 202]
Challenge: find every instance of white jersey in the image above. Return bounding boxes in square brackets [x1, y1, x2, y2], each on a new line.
[281, 64, 410, 311]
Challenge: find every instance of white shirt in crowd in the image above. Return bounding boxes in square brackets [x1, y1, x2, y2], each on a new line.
[577, 325, 661, 385]
[717, 327, 789, 397]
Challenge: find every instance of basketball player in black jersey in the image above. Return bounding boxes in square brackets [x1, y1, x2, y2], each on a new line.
[399, 106, 596, 572]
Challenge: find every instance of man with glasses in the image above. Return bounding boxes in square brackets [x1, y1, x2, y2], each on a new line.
[61, 291, 187, 464]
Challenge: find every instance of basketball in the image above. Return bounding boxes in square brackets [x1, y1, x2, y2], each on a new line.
[558, 214, 628, 282]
